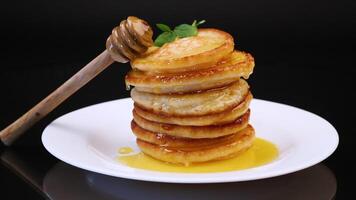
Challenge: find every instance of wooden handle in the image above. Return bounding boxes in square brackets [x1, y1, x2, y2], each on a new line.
[0, 50, 114, 146]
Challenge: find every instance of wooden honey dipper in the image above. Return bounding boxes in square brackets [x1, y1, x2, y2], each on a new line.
[0, 16, 153, 146]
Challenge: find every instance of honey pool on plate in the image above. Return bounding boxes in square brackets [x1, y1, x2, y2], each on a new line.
[118, 147, 134, 154]
[118, 138, 278, 173]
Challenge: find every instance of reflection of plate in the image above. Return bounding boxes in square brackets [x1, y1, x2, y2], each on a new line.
[44, 162, 336, 200]
[42, 98, 338, 183]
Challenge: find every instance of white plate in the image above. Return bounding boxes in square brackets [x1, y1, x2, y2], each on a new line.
[42, 98, 338, 183]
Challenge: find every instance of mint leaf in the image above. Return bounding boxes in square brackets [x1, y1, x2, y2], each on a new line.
[174, 24, 197, 38]
[192, 20, 205, 27]
[195, 20, 206, 26]
[154, 20, 206, 46]
[174, 20, 206, 38]
[154, 31, 177, 47]
[156, 24, 171, 32]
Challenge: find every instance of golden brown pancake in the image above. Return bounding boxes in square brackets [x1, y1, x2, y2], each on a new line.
[131, 29, 234, 73]
[126, 51, 254, 94]
[132, 121, 247, 149]
[136, 125, 255, 165]
[132, 109, 250, 138]
[134, 92, 253, 126]
[131, 79, 249, 116]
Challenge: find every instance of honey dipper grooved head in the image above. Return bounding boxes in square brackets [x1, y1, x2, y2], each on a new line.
[106, 16, 153, 63]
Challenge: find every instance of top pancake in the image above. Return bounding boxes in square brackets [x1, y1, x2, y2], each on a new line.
[131, 29, 234, 73]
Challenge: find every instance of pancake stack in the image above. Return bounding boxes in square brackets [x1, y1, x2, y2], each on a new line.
[125, 29, 255, 165]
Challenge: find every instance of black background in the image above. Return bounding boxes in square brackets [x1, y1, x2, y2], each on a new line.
[1, 0, 355, 199]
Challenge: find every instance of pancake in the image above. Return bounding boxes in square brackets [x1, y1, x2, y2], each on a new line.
[131, 29, 234, 73]
[132, 121, 247, 149]
[134, 92, 252, 126]
[136, 125, 255, 165]
[132, 109, 250, 138]
[131, 79, 249, 116]
[126, 51, 254, 94]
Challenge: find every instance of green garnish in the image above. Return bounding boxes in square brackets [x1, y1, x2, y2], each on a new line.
[154, 20, 206, 47]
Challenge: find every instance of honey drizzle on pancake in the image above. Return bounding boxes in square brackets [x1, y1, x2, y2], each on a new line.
[118, 138, 278, 173]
